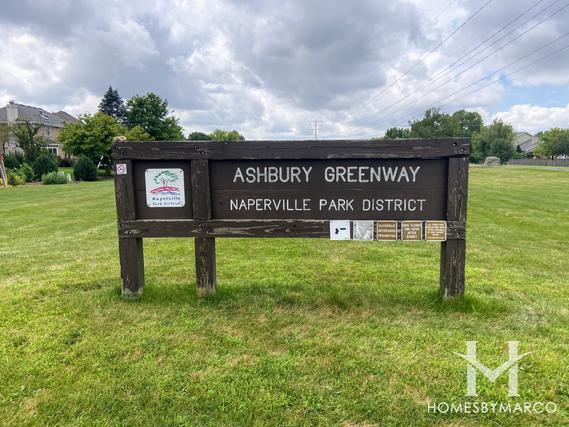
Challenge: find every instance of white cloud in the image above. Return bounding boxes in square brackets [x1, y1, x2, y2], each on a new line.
[0, 0, 568, 138]
[493, 103, 569, 133]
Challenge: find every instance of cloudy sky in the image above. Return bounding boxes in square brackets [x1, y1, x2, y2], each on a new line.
[1, 0, 568, 138]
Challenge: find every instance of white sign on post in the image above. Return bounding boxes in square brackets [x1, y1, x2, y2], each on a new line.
[353, 220, 374, 240]
[330, 220, 351, 240]
[145, 168, 186, 208]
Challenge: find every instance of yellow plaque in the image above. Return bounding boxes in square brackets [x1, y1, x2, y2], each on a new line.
[425, 221, 447, 241]
[376, 220, 398, 240]
[401, 221, 423, 241]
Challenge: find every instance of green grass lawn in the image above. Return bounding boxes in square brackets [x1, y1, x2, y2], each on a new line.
[0, 166, 568, 426]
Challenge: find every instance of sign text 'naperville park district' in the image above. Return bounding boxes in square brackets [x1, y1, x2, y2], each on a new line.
[113, 139, 469, 299]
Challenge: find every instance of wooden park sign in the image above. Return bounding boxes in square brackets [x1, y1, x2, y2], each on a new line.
[112, 139, 469, 298]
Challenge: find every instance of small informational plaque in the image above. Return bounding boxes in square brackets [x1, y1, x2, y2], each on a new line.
[116, 163, 127, 175]
[376, 220, 398, 241]
[401, 221, 423, 241]
[353, 221, 374, 240]
[330, 220, 351, 240]
[145, 168, 186, 208]
[425, 221, 447, 241]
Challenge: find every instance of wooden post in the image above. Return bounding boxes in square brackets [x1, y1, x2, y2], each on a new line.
[440, 156, 468, 298]
[191, 159, 216, 296]
[114, 159, 145, 297]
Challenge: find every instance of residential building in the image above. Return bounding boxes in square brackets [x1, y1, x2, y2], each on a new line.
[0, 101, 77, 157]
[514, 131, 541, 153]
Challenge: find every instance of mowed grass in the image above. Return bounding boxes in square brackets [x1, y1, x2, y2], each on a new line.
[0, 166, 568, 426]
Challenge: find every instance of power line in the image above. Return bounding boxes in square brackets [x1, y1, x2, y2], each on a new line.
[360, 0, 553, 123]
[307, 120, 323, 140]
[401, 41, 569, 125]
[341, 1, 569, 137]
[347, 0, 494, 117]
[433, 0, 459, 21]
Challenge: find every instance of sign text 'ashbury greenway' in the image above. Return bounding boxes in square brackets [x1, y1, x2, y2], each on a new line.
[113, 139, 469, 299]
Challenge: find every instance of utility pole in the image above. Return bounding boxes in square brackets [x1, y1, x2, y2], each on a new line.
[308, 120, 323, 141]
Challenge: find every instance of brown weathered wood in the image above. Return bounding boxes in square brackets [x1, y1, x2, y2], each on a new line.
[112, 139, 469, 161]
[118, 237, 144, 298]
[440, 157, 468, 298]
[191, 159, 216, 295]
[114, 160, 136, 220]
[195, 237, 216, 296]
[191, 159, 211, 219]
[114, 160, 144, 297]
[119, 219, 466, 239]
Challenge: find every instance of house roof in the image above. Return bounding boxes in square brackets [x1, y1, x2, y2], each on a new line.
[0, 102, 77, 128]
[514, 131, 540, 152]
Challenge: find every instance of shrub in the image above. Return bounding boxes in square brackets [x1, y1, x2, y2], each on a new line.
[73, 156, 98, 181]
[17, 163, 34, 182]
[42, 171, 68, 185]
[7, 169, 25, 186]
[4, 152, 25, 169]
[32, 152, 58, 179]
[58, 156, 75, 167]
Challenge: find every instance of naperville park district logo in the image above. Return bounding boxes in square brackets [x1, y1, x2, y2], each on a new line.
[145, 168, 185, 208]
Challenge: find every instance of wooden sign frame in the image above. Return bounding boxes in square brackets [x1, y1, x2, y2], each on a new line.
[112, 139, 469, 299]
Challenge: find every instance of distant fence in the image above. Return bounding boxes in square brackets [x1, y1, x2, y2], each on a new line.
[508, 158, 569, 167]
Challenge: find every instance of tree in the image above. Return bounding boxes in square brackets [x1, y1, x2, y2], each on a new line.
[0, 123, 10, 155]
[98, 86, 126, 122]
[409, 107, 457, 138]
[392, 107, 483, 139]
[60, 112, 151, 167]
[452, 109, 483, 137]
[12, 121, 46, 162]
[470, 120, 515, 163]
[188, 132, 211, 141]
[125, 93, 184, 140]
[534, 128, 569, 158]
[154, 170, 179, 188]
[208, 129, 245, 141]
[383, 127, 412, 139]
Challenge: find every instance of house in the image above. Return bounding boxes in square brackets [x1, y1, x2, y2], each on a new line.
[0, 100, 78, 157]
[514, 131, 541, 153]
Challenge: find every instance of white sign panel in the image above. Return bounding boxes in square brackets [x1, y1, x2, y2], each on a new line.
[330, 220, 351, 240]
[353, 220, 374, 240]
[145, 168, 185, 208]
[116, 163, 127, 175]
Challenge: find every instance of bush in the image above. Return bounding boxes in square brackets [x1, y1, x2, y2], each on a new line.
[32, 152, 58, 179]
[42, 171, 69, 185]
[17, 163, 34, 182]
[7, 169, 25, 186]
[4, 152, 25, 169]
[58, 156, 75, 167]
[73, 156, 98, 181]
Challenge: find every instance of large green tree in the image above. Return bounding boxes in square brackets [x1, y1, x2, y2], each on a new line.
[383, 127, 412, 139]
[470, 120, 515, 163]
[409, 107, 457, 138]
[208, 129, 245, 141]
[60, 112, 150, 167]
[187, 131, 211, 141]
[452, 109, 484, 137]
[12, 121, 46, 162]
[534, 128, 569, 158]
[98, 86, 126, 122]
[125, 93, 184, 140]
[383, 108, 483, 140]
